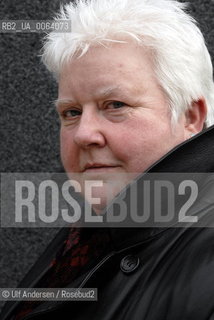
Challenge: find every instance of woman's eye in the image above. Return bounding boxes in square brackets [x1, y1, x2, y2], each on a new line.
[107, 101, 126, 109]
[62, 109, 81, 118]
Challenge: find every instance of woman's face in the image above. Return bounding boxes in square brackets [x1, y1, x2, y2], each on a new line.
[57, 42, 189, 212]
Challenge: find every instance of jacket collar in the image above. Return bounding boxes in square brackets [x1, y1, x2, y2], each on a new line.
[106, 125, 214, 251]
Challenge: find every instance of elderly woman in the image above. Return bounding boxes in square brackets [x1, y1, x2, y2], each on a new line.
[2, 0, 214, 319]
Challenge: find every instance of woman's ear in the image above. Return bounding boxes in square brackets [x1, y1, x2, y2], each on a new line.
[184, 97, 207, 136]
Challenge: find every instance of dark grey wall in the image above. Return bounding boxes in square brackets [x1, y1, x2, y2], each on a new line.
[0, 0, 66, 313]
[0, 0, 214, 313]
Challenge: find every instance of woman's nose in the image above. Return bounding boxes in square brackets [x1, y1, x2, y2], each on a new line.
[73, 111, 106, 148]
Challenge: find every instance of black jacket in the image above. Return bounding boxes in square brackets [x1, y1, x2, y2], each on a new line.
[2, 126, 214, 320]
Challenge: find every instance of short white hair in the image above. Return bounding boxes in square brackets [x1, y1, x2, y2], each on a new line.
[42, 0, 214, 127]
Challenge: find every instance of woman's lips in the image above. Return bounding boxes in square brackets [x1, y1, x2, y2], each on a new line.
[84, 165, 120, 173]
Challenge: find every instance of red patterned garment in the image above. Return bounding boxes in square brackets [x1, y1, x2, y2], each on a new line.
[13, 228, 111, 320]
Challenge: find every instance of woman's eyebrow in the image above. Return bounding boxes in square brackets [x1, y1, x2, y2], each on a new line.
[96, 85, 123, 98]
[54, 99, 75, 110]
[54, 85, 139, 110]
